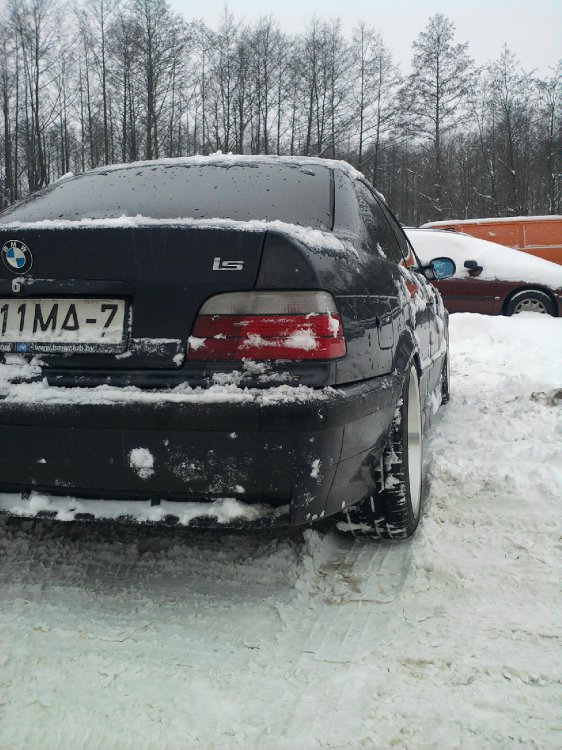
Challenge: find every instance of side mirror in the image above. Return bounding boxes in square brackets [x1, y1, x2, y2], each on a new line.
[423, 257, 456, 280]
[464, 259, 483, 276]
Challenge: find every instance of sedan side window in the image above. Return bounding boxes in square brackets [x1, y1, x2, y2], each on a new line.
[375, 199, 415, 264]
[355, 181, 404, 265]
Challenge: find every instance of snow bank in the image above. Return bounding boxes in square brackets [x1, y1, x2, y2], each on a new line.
[446, 312, 560, 393]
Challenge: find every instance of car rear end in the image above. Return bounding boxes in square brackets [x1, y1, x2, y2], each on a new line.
[0, 159, 399, 528]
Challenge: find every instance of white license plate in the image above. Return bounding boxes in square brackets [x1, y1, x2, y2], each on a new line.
[0, 298, 127, 353]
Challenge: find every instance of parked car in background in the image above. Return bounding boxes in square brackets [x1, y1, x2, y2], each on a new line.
[0, 155, 451, 539]
[421, 215, 562, 265]
[406, 228, 562, 316]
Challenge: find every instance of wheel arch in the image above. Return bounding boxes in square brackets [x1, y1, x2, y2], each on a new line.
[501, 284, 558, 316]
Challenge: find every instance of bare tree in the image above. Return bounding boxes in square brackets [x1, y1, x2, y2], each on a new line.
[9, 0, 62, 191]
[401, 13, 474, 216]
[0, 21, 17, 205]
[351, 24, 400, 179]
[536, 62, 561, 214]
[130, 0, 187, 159]
[76, 0, 121, 165]
[107, 12, 141, 162]
[0, 3, 558, 226]
[486, 47, 534, 214]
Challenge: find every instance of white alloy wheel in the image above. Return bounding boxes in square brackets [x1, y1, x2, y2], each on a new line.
[407, 364, 422, 517]
[513, 297, 548, 314]
[338, 362, 425, 540]
[506, 289, 555, 317]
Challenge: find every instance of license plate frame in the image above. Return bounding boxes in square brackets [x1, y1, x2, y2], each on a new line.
[0, 297, 129, 354]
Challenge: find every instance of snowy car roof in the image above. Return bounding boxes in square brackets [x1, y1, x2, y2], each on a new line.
[90, 152, 369, 183]
[406, 228, 562, 290]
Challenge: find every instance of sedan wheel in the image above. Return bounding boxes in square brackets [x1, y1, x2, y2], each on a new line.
[505, 289, 555, 316]
[441, 353, 450, 404]
[338, 364, 423, 540]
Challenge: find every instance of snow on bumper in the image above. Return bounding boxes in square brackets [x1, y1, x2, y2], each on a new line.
[0, 376, 400, 527]
[0, 493, 290, 529]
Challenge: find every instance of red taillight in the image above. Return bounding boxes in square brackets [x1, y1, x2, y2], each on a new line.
[187, 292, 346, 362]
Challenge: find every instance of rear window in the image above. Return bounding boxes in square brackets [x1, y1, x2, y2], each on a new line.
[0, 162, 333, 229]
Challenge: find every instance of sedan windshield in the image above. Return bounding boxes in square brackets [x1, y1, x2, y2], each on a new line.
[0, 162, 333, 230]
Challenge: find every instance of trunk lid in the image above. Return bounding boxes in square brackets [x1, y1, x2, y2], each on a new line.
[0, 226, 265, 370]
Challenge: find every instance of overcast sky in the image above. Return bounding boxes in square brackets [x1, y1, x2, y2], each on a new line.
[168, 0, 561, 75]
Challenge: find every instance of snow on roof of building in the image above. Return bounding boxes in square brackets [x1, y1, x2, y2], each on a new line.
[422, 215, 562, 227]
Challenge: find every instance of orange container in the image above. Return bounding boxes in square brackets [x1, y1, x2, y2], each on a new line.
[421, 216, 562, 265]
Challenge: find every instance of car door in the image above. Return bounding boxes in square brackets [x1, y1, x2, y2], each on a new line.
[371, 194, 439, 365]
[352, 181, 401, 376]
[431, 275, 498, 314]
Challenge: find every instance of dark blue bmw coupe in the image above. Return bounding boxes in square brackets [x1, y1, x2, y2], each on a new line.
[0, 156, 452, 539]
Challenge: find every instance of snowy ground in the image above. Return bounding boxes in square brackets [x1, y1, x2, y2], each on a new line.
[1, 313, 561, 749]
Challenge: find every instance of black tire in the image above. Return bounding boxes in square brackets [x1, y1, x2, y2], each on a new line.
[338, 364, 423, 540]
[441, 353, 450, 404]
[504, 289, 556, 316]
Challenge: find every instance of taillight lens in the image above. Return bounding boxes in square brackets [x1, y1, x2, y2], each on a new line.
[187, 291, 346, 361]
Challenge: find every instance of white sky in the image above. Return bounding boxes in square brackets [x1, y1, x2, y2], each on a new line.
[169, 0, 561, 75]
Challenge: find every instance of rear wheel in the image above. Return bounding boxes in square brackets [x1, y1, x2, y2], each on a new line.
[505, 289, 555, 316]
[338, 364, 423, 540]
[441, 353, 450, 404]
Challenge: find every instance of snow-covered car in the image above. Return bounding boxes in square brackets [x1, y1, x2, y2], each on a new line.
[406, 228, 562, 316]
[0, 156, 450, 539]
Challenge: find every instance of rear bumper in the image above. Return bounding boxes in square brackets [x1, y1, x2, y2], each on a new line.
[0, 376, 400, 527]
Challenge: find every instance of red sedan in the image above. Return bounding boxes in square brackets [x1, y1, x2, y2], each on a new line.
[407, 228, 562, 316]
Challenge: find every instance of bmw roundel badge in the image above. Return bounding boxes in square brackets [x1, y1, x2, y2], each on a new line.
[1, 239, 33, 274]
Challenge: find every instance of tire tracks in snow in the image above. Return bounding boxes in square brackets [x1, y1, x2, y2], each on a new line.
[276, 533, 414, 747]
